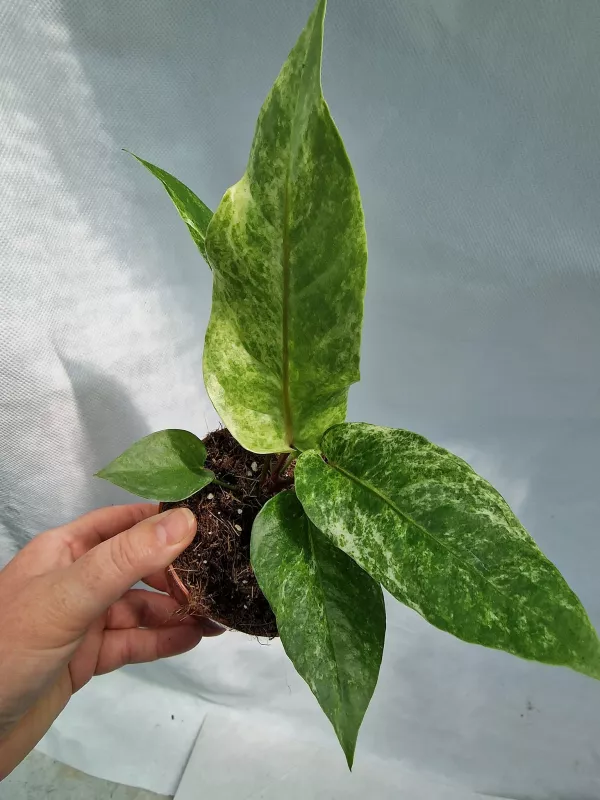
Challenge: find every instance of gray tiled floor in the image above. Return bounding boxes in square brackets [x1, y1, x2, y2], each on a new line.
[2, 751, 171, 799]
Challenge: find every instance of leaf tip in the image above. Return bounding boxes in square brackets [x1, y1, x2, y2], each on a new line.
[123, 149, 145, 166]
[335, 727, 357, 771]
[341, 739, 355, 771]
[312, 0, 327, 37]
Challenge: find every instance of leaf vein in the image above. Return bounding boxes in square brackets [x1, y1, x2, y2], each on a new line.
[327, 459, 516, 607]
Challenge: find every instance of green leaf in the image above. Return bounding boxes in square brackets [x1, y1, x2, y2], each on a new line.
[251, 491, 385, 768]
[295, 423, 600, 679]
[203, 0, 367, 454]
[126, 151, 213, 261]
[95, 429, 214, 501]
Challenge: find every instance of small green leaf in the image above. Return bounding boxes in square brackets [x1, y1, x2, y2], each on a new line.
[96, 429, 214, 501]
[203, 0, 367, 453]
[295, 423, 600, 679]
[251, 491, 385, 767]
[126, 151, 213, 261]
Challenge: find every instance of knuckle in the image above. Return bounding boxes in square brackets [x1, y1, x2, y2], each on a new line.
[122, 634, 136, 666]
[133, 504, 158, 524]
[155, 633, 172, 660]
[114, 631, 135, 668]
[110, 533, 142, 579]
[139, 598, 160, 629]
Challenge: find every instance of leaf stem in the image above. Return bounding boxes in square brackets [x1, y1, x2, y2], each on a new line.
[212, 478, 237, 491]
[259, 456, 271, 488]
[271, 453, 287, 478]
[281, 450, 298, 474]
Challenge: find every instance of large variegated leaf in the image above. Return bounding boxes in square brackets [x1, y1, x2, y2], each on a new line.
[203, 0, 367, 454]
[295, 423, 600, 679]
[251, 491, 385, 767]
[127, 152, 213, 260]
[96, 429, 214, 501]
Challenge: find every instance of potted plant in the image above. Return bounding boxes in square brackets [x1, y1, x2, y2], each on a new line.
[97, 0, 600, 768]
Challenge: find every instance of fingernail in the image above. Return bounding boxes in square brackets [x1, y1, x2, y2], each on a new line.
[200, 617, 227, 635]
[155, 508, 196, 546]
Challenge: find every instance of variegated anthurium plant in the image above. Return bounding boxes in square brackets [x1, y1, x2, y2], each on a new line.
[97, 0, 600, 768]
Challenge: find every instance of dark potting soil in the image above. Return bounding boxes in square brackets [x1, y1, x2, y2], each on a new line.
[162, 428, 294, 637]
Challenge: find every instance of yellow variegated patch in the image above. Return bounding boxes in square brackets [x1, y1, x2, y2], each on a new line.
[203, 0, 367, 453]
[296, 423, 600, 679]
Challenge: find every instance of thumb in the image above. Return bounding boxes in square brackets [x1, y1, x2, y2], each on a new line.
[55, 507, 197, 630]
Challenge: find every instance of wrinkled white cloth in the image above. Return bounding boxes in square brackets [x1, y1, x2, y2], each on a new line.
[2, 0, 600, 796]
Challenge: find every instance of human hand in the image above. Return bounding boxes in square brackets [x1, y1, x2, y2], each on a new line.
[0, 504, 224, 778]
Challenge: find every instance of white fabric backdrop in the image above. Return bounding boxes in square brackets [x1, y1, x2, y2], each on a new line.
[2, 0, 600, 796]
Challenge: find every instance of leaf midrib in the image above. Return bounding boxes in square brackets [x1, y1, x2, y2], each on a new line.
[327, 459, 516, 607]
[281, 161, 293, 447]
[280, 13, 322, 450]
[99, 465, 211, 476]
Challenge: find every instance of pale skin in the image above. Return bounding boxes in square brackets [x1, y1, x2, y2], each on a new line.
[0, 504, 224, 779]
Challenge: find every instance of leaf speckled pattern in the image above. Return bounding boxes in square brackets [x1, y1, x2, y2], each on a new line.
[251, 491, 385, 767]
[128, 152, 213, 261]
[96, 429, 214, 501]
[295, 423, 600, 678]
[203, 0, 367, 453]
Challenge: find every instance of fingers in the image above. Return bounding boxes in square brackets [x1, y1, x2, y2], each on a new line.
[1, 505, 160, 588]
[48, 508, 197, 632]
[107, 589, 187, 629]
[95, 625, 204, 675]
[107, 590, 226, 635]
[142, 570, 169, 593]
[60, 504, 159, 556]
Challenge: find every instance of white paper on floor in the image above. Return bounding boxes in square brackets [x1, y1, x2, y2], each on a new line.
[175, 711, 502, 800]
[36, 599, 600, 798]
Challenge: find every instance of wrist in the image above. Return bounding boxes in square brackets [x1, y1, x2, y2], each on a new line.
[0, 668, 72, 780]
